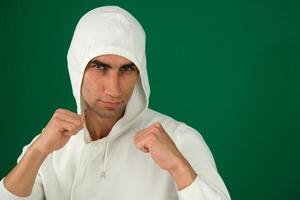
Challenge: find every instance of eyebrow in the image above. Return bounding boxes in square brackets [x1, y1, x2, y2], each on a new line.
[89, 59, 136, 69]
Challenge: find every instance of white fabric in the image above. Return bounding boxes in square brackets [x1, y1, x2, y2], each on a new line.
[0, 6, 231, 200]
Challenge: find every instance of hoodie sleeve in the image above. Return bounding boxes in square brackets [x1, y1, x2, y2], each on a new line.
[173, 124, 231, 200]
[0, 176, 45, 200]
[0, 135, 46, 200]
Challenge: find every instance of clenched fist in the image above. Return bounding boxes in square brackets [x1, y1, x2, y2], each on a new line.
[134, 122, 196, 190]
[31, 109, 84, 155]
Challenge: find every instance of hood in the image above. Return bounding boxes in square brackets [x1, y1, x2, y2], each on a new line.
[67, 6, 150, 141]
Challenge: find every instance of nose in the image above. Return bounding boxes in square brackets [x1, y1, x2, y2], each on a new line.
[104, 72, 121, 98]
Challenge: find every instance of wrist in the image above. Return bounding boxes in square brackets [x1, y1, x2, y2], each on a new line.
[29, 134, 54, 156]
[168, 158, 197, 190]
[27, 144, 50, 159]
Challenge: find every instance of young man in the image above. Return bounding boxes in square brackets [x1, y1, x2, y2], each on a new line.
[0, 6, 231, 200]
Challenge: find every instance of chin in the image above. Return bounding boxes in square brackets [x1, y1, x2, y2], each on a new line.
[95, 108, 125, 119]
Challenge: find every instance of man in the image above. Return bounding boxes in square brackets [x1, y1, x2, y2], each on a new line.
[0, 6, 231, 200]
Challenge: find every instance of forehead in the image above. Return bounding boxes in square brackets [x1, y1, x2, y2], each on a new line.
[90, 54, 133, 65]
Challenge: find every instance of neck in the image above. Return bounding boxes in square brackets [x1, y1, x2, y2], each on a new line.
[84, 109, 119, 141]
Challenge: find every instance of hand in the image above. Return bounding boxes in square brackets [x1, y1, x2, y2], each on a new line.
[31, 108, 84, 155]
[134, 122, 196, 189]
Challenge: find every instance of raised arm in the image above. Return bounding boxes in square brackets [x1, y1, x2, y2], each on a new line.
[1, 109, 83, 198]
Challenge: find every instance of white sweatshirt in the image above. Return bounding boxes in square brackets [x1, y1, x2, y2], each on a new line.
[0, 6, 231, 200]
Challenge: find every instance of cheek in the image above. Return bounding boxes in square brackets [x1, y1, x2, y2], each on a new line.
[121, 75, 139, 96]
[81, 72, 99, 97]
[81, 80, 90, 99]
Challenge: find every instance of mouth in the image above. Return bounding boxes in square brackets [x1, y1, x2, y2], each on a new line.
[99, 100, 122, 108]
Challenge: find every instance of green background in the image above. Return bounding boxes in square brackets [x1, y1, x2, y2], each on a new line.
[1, 0, 299, 199]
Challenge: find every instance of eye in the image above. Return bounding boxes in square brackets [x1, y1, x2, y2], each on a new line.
[91, 63, 108, 71]
[120, 65, 137, 72]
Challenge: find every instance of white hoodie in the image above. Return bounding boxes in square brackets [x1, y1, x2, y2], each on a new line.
[0, 6, 231, 200]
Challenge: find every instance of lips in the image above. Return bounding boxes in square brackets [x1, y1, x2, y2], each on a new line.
[99, 100, 122, 108]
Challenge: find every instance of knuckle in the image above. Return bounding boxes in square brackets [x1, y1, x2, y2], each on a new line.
[79, 118, 85, 125]
[75, 123, 82, 130]
[149, 133, 158, 143]
[151, 128, 160, 136]
[151, 125, 161, 132]
[149, 126, 156, 132]
[153, 122, 161, 129]
[55, 108, 63, 113]
[134, 135, 142, 144]
[51, 116, 60, 123]
[56, 108, 68, 115]
[70, 124, 76, 131]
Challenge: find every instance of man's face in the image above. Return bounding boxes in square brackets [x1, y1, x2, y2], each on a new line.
[81, 54, 139, 119]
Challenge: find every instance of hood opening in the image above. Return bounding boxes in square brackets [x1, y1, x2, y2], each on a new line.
[67, 6, 150, 136]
